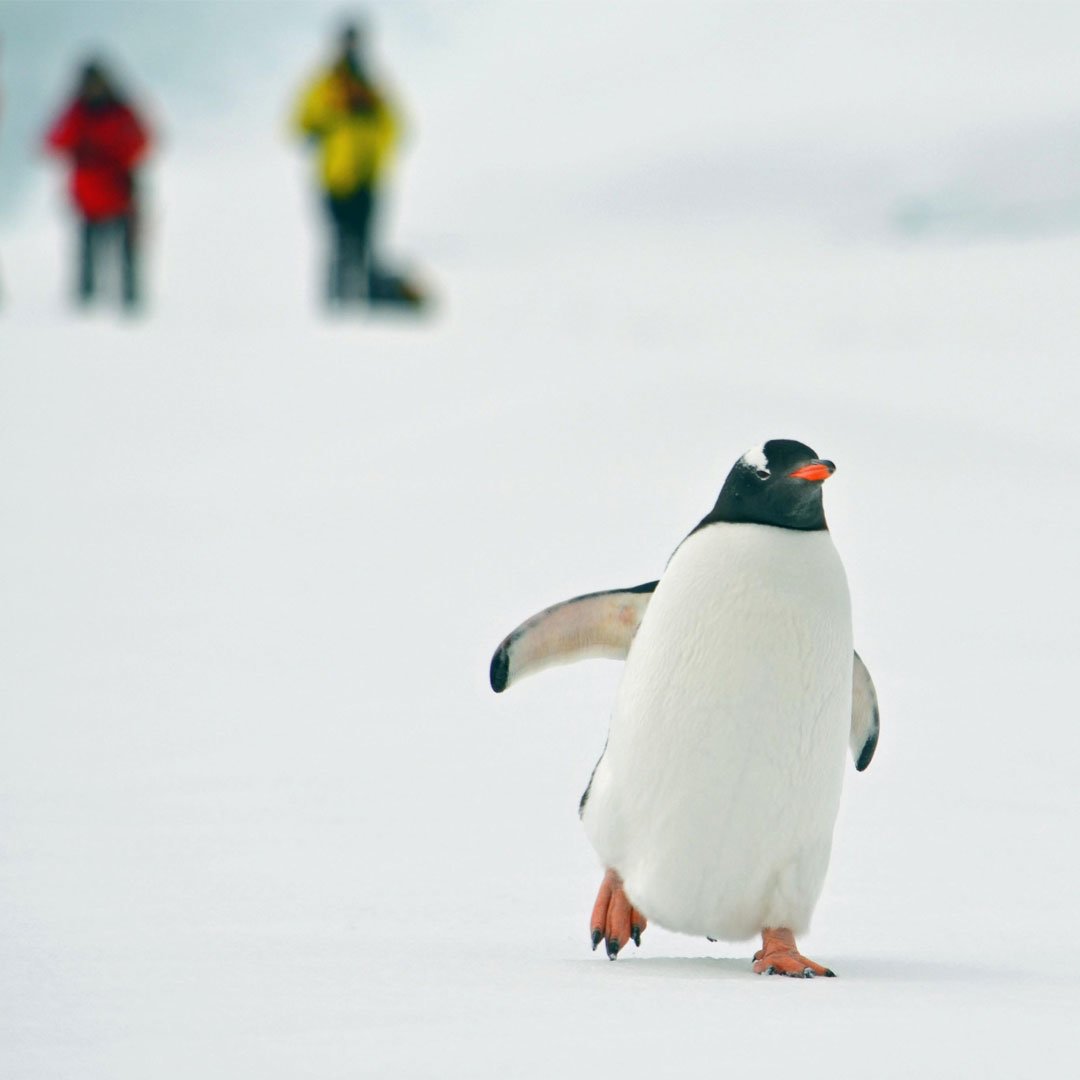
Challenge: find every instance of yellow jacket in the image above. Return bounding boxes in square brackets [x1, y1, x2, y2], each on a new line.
[294, 66, 398, 196]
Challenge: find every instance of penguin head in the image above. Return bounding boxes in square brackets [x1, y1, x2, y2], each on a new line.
[702, 439, 835, 532]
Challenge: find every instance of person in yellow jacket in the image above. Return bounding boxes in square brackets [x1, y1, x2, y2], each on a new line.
[294, 23, 398, 306]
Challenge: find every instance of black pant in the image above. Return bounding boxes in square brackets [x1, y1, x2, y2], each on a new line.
[325, 188, 374, 305]
[79, 214, 138, 308]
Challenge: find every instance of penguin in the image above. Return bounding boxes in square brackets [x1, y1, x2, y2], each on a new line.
[490, 439, 879, 977]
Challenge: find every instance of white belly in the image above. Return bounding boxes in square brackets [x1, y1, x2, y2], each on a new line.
[581, 523, 853, 940]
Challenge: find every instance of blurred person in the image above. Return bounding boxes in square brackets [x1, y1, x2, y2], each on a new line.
[44, 59, 151, 310]
[293, 22, 403, 308]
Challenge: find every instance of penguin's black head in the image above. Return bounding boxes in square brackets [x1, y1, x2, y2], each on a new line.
[696, 439, 835, 532]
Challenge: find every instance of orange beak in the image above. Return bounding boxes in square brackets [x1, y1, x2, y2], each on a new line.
[788, 460, 835, 482]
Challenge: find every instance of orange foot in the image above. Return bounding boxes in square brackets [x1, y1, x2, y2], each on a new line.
[590, 869, 647, 960]
[752, 928, 835, 978]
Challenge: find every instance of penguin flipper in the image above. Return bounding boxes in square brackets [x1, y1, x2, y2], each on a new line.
[490, 582, 658, 693]
[851, 651, 880, 771]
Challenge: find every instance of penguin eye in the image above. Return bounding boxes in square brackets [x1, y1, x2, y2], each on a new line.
[755, 469, 769, 481]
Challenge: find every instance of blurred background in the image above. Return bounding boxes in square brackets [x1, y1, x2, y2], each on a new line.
[2, 2, 1079, 1077]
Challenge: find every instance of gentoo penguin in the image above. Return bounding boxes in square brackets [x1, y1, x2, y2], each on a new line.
[490, 439, 879, 977]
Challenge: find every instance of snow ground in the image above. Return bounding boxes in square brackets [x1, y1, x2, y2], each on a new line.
[2, 4, 1080, 1077]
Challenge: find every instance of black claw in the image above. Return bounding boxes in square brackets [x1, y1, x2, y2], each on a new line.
[606, 937, 621, 960]
[631, 925, 641, 947]
[824, 968, 836, 978]
[706, 937, 717, 943]
[764, 965, 776, 976]
[591, 929, 602, 951]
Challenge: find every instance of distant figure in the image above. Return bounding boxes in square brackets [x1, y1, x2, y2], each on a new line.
[45, 60, 151, 310]
[294, 23, 407, 308]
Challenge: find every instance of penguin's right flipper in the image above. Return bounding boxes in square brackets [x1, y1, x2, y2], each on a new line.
[850, 651, 880, 771]
[490, 582, 658, 693]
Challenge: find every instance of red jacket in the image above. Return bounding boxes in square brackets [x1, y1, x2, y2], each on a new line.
[45, 100, 150, 220]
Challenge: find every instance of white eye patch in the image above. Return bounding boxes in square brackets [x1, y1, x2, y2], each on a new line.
[741, 444, 770, 477]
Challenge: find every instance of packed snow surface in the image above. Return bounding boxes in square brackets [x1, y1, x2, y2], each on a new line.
[2, 3, 1079, 1077]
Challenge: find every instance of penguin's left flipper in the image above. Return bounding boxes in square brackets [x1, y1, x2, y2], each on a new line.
[490, 582, 658, 693]
[851, 651, 880, 771]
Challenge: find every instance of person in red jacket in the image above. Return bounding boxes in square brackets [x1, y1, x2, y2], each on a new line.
[45, 60, 151, 309]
